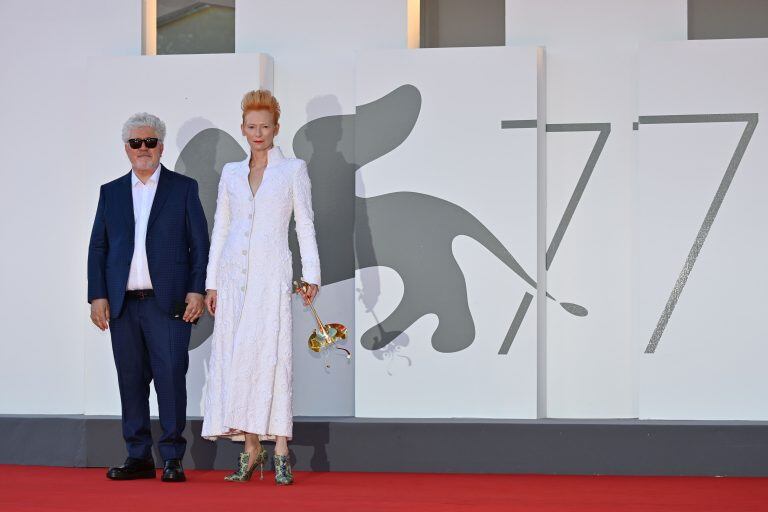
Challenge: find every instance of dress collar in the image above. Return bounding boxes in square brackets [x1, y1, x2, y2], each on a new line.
[241, 146, 286, 170]
[267, 146, 286, 166]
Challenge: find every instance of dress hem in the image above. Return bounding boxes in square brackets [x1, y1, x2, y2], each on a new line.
[202, 425, 293, 442]
[203, 433, 293, 442]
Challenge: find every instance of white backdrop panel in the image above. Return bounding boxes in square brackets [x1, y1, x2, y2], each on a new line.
[636, 40, 768, 420]
[84, 54, 272, 416]
[354, 47, 541, 418]
[0, 0, 141, 414]
[542, 45, 637, 418]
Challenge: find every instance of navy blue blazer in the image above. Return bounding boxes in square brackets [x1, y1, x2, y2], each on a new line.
[88, 166, 209, 318]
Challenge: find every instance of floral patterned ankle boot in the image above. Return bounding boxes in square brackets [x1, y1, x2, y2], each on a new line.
[224, 449, 268, 482]
[273, 454, 293, 485]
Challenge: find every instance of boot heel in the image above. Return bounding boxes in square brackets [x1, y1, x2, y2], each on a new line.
[256, 448, 268, 480]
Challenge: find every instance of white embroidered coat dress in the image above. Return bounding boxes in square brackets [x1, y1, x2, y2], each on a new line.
[202, 147, 320, 441]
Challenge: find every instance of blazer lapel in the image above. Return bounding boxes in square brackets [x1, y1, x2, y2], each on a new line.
[147, 165, 171, 231]
[120, 171, 136, 235]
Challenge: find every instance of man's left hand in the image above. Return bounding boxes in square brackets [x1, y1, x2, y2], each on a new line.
[184, 292, 205, 322]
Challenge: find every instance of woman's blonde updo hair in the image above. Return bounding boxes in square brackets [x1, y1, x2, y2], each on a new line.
[241, 89, 281, 124]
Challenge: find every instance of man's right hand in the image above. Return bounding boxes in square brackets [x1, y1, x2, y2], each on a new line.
[90, 298, 110, 331]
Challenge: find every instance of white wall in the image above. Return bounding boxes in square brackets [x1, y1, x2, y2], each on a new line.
[4, 0, 767, 424]
[0, 0, 141, 414]
[636, 40, 768, 420]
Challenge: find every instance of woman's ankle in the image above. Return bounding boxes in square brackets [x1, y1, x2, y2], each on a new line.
[245, 444, 263, 455]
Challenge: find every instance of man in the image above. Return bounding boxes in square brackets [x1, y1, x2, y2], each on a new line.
[88, 112, 209, 482]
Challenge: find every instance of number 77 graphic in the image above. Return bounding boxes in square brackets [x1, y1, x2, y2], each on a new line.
[639, 113, 758, 354]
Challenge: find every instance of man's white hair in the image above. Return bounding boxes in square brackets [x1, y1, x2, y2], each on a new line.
[121, 112, 166, 142]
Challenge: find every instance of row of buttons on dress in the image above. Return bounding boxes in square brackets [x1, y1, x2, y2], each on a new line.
[240, 211, 255, 291]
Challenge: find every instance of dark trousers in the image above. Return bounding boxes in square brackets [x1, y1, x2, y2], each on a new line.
[110, 295, 191, 461]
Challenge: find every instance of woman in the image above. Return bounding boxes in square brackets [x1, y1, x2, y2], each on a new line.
[202, 90, 320, 485]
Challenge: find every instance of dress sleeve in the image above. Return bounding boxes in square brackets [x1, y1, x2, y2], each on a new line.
[205, 168, 231, 290]
[292, 161, 321, 286]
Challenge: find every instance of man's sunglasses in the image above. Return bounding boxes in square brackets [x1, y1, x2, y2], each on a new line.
[127, 137, 160, 149]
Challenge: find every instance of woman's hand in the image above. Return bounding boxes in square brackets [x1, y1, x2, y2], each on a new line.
[299, 284, 319, 306]
[205, 289, 218, 316]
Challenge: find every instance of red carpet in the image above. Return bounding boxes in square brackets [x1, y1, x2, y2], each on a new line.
[1, 465, 766, 512]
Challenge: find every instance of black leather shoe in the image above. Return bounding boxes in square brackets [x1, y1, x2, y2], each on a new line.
[161, 459, 186, 482]
[106, 457, 156, 480]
